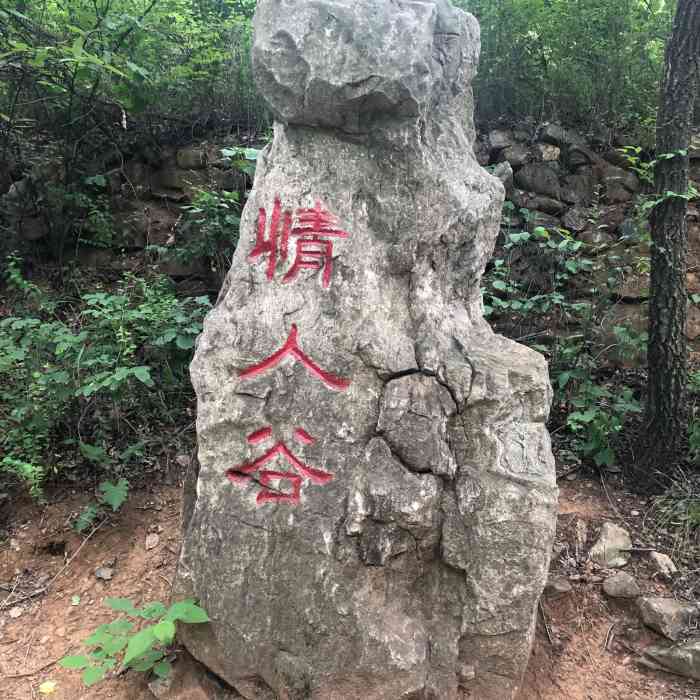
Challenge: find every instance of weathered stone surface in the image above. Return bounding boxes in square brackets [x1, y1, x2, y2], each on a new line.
[561, 171, 595, 205]
[589, 522, 632, 568]
[511, 189, 565, 216]
[649, 551, 678, 577]
[252, 0, 477, 134]
[638, 597, 698, 641]
[175, 3, 557, 700]
[641, 641, 700, 680]
[534, 143, 560, 162]
[544, 575, 573, 596]
[501, 143, 530, 168]
[514, 163, 561, 200]
[489, 129, 516, 152]
[602, 571, 640, 599]
[562, 207, 588, 233]
[493, 161, 513, 197]
[539, 123, 586, 148]
[177, 147, 208, 170]
[690, 133, 700, 160]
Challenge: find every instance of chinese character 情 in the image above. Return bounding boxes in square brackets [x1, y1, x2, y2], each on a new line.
[250, 197, 349, 288]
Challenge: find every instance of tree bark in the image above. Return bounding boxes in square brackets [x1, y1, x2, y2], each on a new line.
[640, 0, 700, 490]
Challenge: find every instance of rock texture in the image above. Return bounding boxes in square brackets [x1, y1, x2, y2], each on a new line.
[642, 641, 700, 680]
[175, 2, 557, 699]
[589, 522, 632, 568]
[602, 571, 640, 599]
[637, 597, 698, 641]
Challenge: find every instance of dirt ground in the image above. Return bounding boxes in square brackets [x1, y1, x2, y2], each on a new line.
[1, 476, 698, 700]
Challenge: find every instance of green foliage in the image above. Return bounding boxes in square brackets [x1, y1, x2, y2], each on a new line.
[164, 187, 243, 281]
[566, 384, 642, 467]
[74, 478, 130, 533]
[459, 0, 672, 135]
[0, 259, 210, 496]
[59, 598, 209, 686]
[482, 213, 643, 468]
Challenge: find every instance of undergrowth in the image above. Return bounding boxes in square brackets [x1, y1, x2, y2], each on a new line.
[0, 255, 210, 497]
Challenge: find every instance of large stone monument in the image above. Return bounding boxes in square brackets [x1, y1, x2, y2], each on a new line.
[175, 1, 558, 698]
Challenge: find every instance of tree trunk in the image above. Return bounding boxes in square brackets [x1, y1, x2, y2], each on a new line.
[640, 0, 700, 490]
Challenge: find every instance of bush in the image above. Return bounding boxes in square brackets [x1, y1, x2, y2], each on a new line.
[0, 257, 210, 497]
[459, 0, 672, 136]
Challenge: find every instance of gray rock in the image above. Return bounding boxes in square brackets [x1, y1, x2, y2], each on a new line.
[641, 641, 700, 680]
[514, 163, 561, 200]
[176, 147, 208, 170]
[579, 227, 614, 247]
[493, 161, 514, 197]
[561, 171, 595, 206]
[533, 143, 560, 162]
[95, 566, 114, 581]
[252, 0, 477, 134]
[648, 551, 678, 577]
[474, 138, 491, 166]
[175, 3, 557, 700]
[501, 144, 530, 168]
[511, 190, 565, 216]
[489, 129, 516, 152]
[567, 145, 597, 170]
[544, 575, 572, 596]
[589, 522, 631, 568]
[690, 133, 700, 160]
[637, 597, 698, 641]
[562, 207, 589, 233]
[602, 571, 640, 598]
[539, 123, 586, 148]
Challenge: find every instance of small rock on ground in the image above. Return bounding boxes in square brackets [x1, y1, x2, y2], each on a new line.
[545, 575, 573, 596]
[603, 571, 640, 599]
[637, 597, 698, 641]
[589, 522, 632, 568]
[641, 641, 700, 680]
[649, 551, 678, 577]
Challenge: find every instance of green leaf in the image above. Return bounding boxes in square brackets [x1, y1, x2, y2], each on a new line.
[137, 601, 167, 620]
[152, 659, 172, 679]
[132, 366, 154, 387]
[99, 478, 129, 512]
[82, 665, 107, 687]
[165, 599, 210, 624]
[128, 649, 164, 672]
[491, 279, 508, 291]
[59, 655, 90, 670]
[123, 627, 156, 667]
[104, 597, 137, 615]
[84, 625, 111, 647]
[79, 441, 111, 465]
[594, 446, 616, 467]
[153, 620, 176, 644]
[101, 635, 128, 656]
[106, 619, 134, 635]
[175, 334, 195, 349]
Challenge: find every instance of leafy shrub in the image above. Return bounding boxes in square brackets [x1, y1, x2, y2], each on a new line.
[74, 478, 130, 533]
[482, 218, 642, 468]
[460, 0, 672, 136]
[59, 597, 209, 686]
[0, 259, 210, 496]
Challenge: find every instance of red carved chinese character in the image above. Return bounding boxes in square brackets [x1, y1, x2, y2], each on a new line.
[250, 196, 292, 280]
[226, 426, 332, 505]
[250, 198, 349, 288]
[238, 324, 350, 390]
